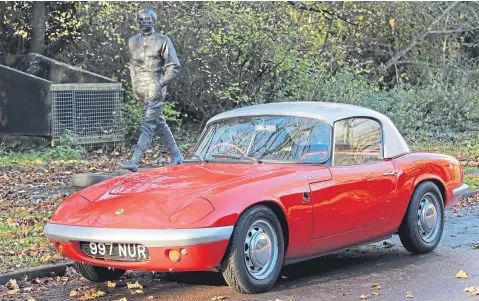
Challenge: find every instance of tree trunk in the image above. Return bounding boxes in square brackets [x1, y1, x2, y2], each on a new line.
[29, 1, 46, 54]
[0, 2, 6, 54]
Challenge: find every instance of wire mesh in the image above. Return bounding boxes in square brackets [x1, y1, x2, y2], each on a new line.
[51, 83, 123, 146]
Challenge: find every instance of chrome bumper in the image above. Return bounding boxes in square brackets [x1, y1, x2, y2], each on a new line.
[43, 223, 234, 248]
[452, 184, 470, 197]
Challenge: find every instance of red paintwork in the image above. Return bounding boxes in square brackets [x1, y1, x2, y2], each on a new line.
[48, 150, 464, 271]
[51, 239, 229, 272]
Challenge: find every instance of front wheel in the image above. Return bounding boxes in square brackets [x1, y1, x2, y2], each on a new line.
[74, 262, 126, 282]
[221, 205, 285, 294]
[398, 181, 444, 254]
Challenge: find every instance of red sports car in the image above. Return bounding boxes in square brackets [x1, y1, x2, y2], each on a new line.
[44, 102, 469, 293]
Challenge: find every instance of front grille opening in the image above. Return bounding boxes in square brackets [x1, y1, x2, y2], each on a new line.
[80, 242, 150, 262]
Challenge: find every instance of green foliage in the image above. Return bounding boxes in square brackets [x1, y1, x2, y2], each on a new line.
[0, 146, 84, 167]
[1, 1, 478, 141]
[313, 70, 478, 141]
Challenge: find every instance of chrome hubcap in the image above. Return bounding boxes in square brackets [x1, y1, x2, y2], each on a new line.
[244, 220, 278, 280]
[417, 192, 441, 243]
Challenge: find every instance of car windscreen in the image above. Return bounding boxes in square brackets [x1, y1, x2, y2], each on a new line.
[193, 115, 330, 163]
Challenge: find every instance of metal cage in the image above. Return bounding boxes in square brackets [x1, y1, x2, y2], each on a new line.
[0, 53, 124, 146]
[51, 83, 123, 145]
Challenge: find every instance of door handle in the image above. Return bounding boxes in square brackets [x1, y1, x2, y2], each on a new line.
[383, 170, 397, 176]
[302, 191, 310, 203]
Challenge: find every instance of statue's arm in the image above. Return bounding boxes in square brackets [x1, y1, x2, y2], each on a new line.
[158, 36, 181, 87]
[128, 37, 140, 100]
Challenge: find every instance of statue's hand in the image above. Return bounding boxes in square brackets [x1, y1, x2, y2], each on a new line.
[144, 80, 163, 103]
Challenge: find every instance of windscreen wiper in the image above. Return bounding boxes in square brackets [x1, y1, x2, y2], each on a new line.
[210, 154, 263, 163]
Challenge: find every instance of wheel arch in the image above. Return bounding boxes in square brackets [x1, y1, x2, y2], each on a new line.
[413, 176, 446, 206]
[236, 200, 290, 256]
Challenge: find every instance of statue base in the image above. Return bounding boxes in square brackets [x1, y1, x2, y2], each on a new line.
[72, 169, 149, 188]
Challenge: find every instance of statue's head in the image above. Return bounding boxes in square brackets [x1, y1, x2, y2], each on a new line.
[137, 8, 157, 34]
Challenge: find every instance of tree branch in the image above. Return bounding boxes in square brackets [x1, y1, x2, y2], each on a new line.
[383, 1, 460, 70]
[428, 26, 479, 34]
[287, 1, 359, 26]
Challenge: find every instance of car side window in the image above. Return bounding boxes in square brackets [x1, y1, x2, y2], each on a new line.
[333, 118, 382, 166]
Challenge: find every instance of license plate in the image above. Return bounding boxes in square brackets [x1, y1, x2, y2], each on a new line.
[80, 242, 149, 262]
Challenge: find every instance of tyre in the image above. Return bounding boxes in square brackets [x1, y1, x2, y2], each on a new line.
[398, 181, 444, 254]
[221, 205, 285, 294]
[74, 262, 126, 282]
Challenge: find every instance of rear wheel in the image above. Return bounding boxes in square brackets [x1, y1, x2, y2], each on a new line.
[74, 262, 126, 282]
[398, 181, 444, 254]
[221, 205, 284, 294]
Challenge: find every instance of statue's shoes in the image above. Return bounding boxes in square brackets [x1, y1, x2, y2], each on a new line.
[169, 153, 184, 165]
[119, 160, 139, 172]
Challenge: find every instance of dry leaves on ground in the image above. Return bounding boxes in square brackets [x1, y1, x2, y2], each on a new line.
[212, 296, 228, 300]
[69, 288, 106, 300]
[456, 270, 470, 279]
[107, 281, 116, 288]
[360, 294, 369, 299]
[405, 291, 414, 298]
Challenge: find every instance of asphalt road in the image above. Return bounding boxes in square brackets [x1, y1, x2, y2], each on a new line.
[5, 202, 479, 301]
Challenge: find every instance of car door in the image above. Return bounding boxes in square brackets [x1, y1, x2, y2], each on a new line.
[310, 117, 398, 239]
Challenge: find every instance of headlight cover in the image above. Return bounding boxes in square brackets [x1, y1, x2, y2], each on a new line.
[49, 194, 90, 223]
[169, 198, 215, 225]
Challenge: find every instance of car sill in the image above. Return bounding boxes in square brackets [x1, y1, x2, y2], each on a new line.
[283, 235, 392, 266]
[43, 224, 234, 248]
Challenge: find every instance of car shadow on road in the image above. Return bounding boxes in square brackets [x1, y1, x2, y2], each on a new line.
[154, 242, 436, 294]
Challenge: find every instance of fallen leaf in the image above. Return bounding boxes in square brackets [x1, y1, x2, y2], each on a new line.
[27, 297, 36, 301]
[473, 243, 479, 249]
[360, 294, 369, 299]
[40, 254, 51, 263]
[212, 296, 228, 300]
[114, 298, 128, 301]
[371, 283, 381, 290]
[147, 297, 154, 299]
[7, 279, 19, 291]
[130, 289, 144, 294]
[464, 286, 479, 296]
[382, 241, 394, 248]
[371, 292, 379, 296]
[405, 291, 414, 298]
[456, 270, 470, 279]
[126, 281, 143, 289]
[107, 281, 116, 288]
[70, 290, 78, 297]
[389, 18, 396, 29]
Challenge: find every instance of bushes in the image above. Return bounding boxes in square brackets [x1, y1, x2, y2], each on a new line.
[312, 71, 478, 141]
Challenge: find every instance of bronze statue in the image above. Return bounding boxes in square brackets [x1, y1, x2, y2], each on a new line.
[120, 8, 183, 172]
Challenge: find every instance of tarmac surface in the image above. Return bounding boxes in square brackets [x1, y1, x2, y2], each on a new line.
[5, 202, 479, 301]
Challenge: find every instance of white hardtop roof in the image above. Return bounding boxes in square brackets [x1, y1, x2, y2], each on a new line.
[207, 101, 410, 159]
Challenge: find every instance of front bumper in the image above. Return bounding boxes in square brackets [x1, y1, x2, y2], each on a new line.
[44, 223, 233, 247]
[44, 223, 233, 272]
[452, 184, 470, 197]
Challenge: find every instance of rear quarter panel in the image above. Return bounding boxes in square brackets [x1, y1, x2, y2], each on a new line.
[391, 152, 463, 230]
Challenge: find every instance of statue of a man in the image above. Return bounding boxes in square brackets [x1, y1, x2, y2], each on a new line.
[120, 8, 183, 172]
